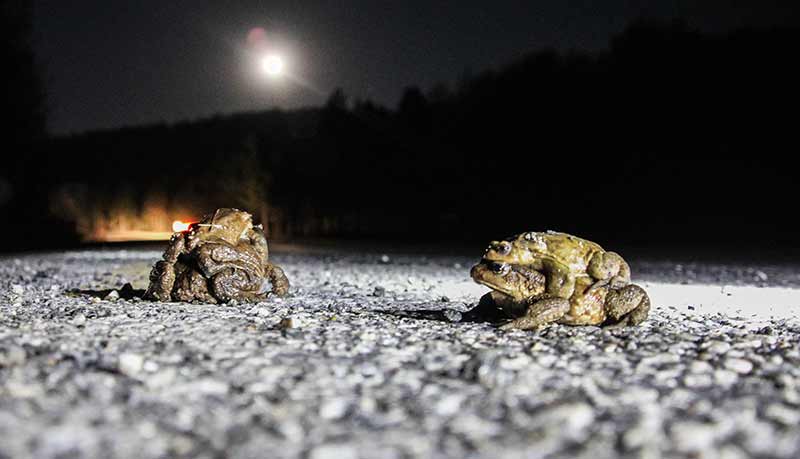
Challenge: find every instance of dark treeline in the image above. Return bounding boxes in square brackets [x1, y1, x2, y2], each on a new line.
[4, 20, 799, 251]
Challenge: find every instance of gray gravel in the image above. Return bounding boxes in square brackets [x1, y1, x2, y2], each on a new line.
[1, 248, 800, 459]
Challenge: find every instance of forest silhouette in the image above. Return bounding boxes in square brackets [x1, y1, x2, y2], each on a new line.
[3, 12, 798, 252]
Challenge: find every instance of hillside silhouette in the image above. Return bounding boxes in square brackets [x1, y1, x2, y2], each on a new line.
[2, 19, 798, 251]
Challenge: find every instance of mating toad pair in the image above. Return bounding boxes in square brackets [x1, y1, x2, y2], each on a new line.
[145, 208, 649, 330]
[470, 231, 650, 330]
[144, 208, 289, 304]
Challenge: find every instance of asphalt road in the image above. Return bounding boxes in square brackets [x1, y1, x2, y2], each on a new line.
[1, 247, 799, 459]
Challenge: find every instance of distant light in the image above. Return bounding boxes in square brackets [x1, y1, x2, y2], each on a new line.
[261, 54, 285, 77]
[172, 220, 191, 232]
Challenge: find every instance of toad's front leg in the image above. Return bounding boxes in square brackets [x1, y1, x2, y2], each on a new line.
[144, 260, 176, 301]
[499, 297, 570, 331]
[461, 292, 514, 323]
[264, 262, 290, 296]
[542, 260, 576, 299]
[247, 226, 270, 261]
[144, 233, 187, 301]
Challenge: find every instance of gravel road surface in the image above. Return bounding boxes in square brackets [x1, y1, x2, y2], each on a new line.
[1, 247, 799, 459]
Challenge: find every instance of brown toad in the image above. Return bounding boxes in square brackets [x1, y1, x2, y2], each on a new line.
[470, 260, 649, 330]
[144, 208, 289, 303]
[481, 231, 631, 299]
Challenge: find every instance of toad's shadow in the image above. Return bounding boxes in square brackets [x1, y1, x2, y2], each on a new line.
[377, 293, 510, 325]
[66, 284, 508, 326]
[66, 283, 145, 300]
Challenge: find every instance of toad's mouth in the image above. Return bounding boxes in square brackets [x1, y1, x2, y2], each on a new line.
[473, 276, 511, 295]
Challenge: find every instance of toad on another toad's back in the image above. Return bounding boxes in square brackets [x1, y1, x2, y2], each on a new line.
[470, 260, 649, 330]
[144, 208, 289, 303]
[482, 231, 631, 299]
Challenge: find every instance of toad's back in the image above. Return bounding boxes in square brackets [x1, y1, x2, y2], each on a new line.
[515, 231, 605, 274]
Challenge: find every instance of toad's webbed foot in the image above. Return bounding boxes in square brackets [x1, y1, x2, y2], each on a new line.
[604, 284, 650, 327]
[499, 297, 570, 331]
[265, 262, 290, 296]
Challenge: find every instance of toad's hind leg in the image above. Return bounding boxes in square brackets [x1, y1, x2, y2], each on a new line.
[588, 251, 631, 288]
[264, 262, 290, 296]
[210, 268, 264, 303]
[605, 284, 650, 326]
[499, 297, 569, 331]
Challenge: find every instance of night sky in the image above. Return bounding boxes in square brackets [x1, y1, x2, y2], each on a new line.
[34, 0, 799, 134]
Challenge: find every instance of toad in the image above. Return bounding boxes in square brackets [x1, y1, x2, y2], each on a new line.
[144, 208, 289, 303]
[469, 260, 649, 330]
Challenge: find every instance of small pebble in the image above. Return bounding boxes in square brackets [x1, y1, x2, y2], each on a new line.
[119, 353, 145, 377]
[0, 345, 27, 367]
[279, 316, 302, 329]
[714, 369, 739, 387]
[723, 357, 753, 374]
[72, 313, 87, 326]
[688, 361, 713, 373]
[143, 360, 160, 372]
[443, 309, 462, 322]
[705, 341, 731, 355]
[764, 403, 800, 426]
[684, 374, 713, 388]
[319, 398, 349, 420]
[309, 444, 358, 459]
[671, 421, 717, 453]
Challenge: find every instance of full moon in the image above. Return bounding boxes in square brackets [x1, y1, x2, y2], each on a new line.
[261, 54, 285, 77]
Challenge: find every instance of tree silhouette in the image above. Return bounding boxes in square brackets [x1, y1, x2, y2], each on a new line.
[325, 88, 349, 112]
[397, 86, 432, 134]
[2, 20, 798, 251]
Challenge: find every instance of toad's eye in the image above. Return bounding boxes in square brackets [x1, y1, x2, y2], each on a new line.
[490, 262, 510, 275]
[493, 242, 512, 255]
